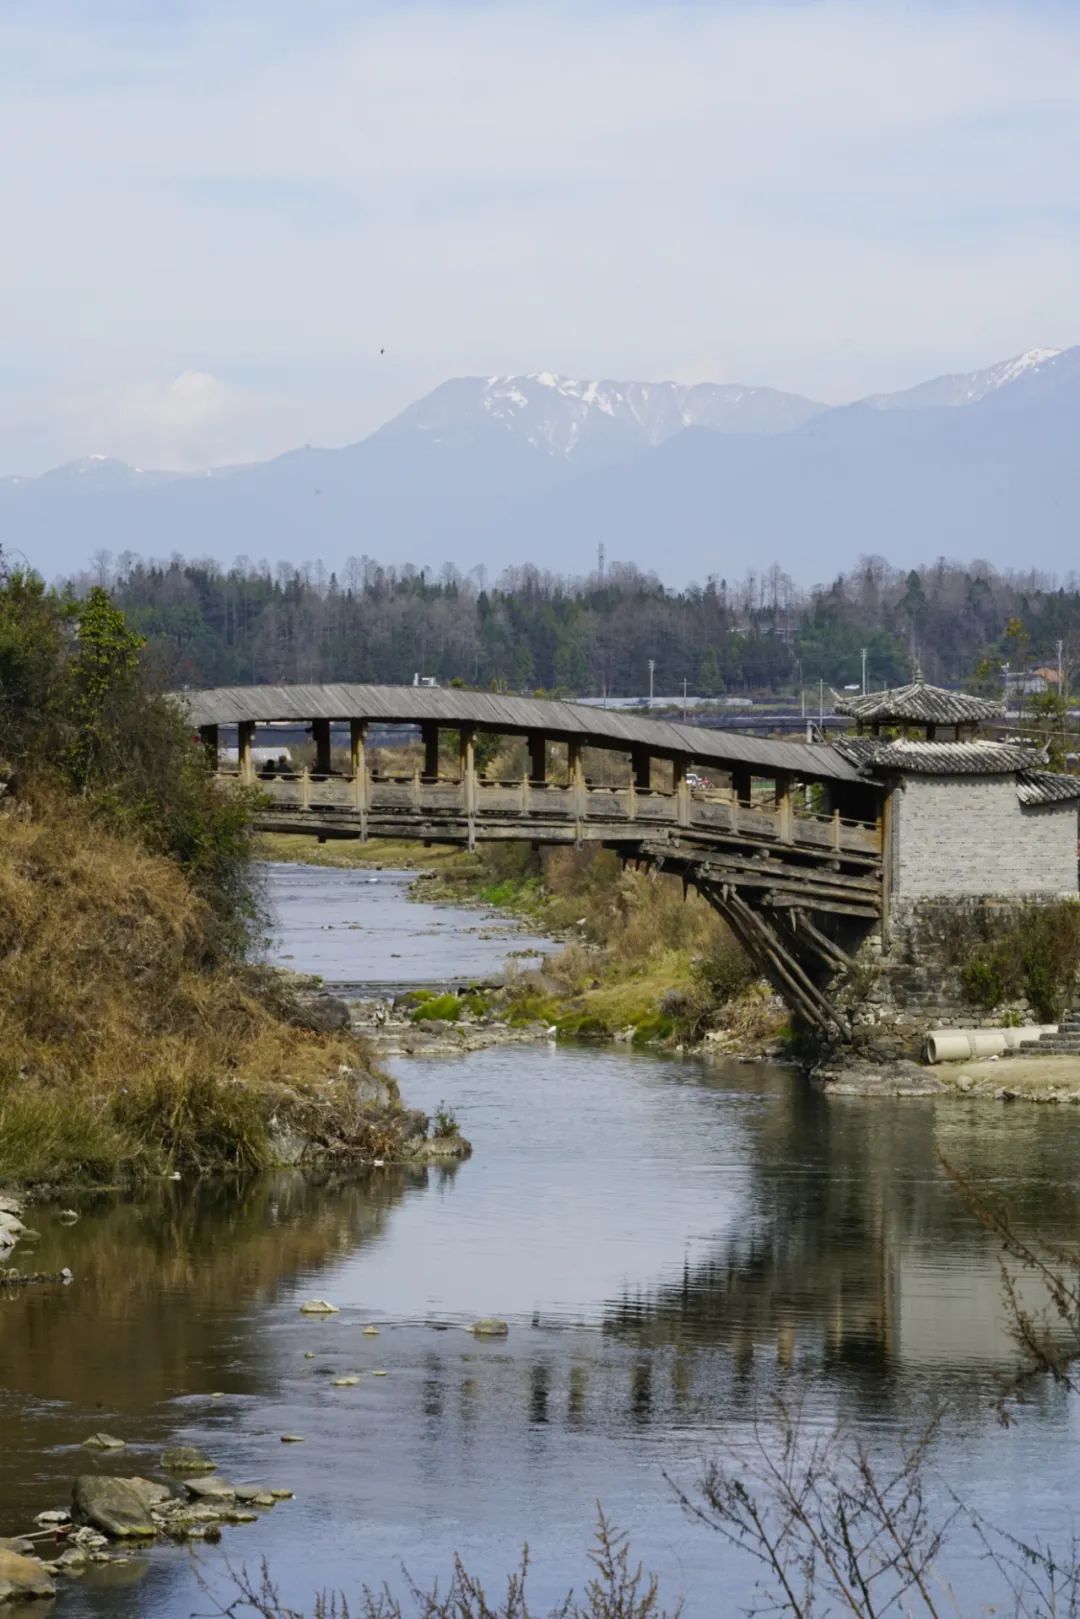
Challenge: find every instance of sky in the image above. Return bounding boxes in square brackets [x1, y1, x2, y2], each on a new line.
[3, 0, 1080, 473]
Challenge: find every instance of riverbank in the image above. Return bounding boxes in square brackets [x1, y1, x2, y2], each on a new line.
[0, 806, 465, 1193]
[820, 1052, 1080, 1101]
[259, 834, 789, 1061]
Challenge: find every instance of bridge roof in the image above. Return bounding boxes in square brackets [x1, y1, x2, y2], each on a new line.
[177, 683, 866, 786]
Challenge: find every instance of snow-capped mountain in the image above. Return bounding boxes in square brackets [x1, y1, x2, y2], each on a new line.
[860, 348, 1062, 412]
[7, 344, 1080, 584]
[374, 372, 827, 465]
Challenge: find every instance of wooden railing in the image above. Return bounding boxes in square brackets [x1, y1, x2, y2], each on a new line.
[219, 766, 882, 861]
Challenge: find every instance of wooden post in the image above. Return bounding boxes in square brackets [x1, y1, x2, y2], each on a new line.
[528, 732, 547, 786]
[775, 771, 793, 843]
[568, 738, 585, 842]
[237, 721, 255, 784]
[300, 765, 311, 810]
[673, 755, 690, 828]
[312, 717, 332, 776]
[831, 808, 842, 850]
[200, 723, 219, 770]
[631, 746, 652, 791]
[459, 723, 477, 850]
[421, 721, 440, 782]
[350, 719, 368, 840]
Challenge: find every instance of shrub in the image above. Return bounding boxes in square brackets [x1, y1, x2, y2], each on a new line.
[411, 993, 462, 1023]
[432, 1102, 460, 1138]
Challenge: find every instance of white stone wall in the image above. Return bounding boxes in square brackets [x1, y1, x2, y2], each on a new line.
[891, 775, 1078, 898]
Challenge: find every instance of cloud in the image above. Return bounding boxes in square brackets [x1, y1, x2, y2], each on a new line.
[0, 370, 311, 472]
[2, 1, 1080, 469]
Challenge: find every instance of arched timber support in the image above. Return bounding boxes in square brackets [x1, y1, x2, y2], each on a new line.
[687, 875, 854, 1042]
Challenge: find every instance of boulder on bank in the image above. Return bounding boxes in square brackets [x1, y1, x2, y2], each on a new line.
[184, 1476, 236, 1502]
[291, 994, 351, 1034]
[72, 1476, 159, 1538]
[0, 1549, 55, 1603]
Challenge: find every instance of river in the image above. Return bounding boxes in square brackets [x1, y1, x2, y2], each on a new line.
[3, 864, 1080, 1615]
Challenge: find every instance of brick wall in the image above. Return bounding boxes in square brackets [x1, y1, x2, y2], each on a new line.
[892, 775, 1078, 899]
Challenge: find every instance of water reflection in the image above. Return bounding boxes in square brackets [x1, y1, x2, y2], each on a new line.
[4, 931, 1080, 1611]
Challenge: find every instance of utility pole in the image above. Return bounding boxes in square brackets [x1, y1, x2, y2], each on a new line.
[819, 677, 824, 729]
[682, 677, 688, 722]
[597, 541, 606, 584]
[648, 659, 655, 705]
[860, 646, 868, 695]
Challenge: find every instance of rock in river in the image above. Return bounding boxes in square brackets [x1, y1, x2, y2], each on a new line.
[469, 1318, 509, 1337]
[0, 1549, 55, 1603]
[161, 1445, 216, 1475]
[299, 1299, 339, 1315]
[72, 1476, 158, 1538]
[83, 1432, 126, 1450]
[184, 1476, 237, 1501]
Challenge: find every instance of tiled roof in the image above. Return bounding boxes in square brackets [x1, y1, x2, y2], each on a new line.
[174, 683, 864, 783]
[870, 739, 1047, 775]
[833, 679, 1003, 724]
[1017, 770, 1080, 805]
[832, 735, 887, 769]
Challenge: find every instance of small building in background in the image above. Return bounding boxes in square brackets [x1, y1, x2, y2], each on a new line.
[833, 677, 1080, 901]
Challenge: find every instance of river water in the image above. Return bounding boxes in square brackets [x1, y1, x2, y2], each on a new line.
[3, 866, 1080, 1615]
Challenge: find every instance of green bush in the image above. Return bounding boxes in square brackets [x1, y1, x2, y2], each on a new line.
[553, 1012, 611, 1040]
[0, 566, 261, 960]
[411, 993, 462, 1023]
[956, 902, 1080, 1021]
[631, 1013, 675, 1046]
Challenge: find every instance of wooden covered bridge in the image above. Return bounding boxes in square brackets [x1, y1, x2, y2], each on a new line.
[181, 684, 887, 1040]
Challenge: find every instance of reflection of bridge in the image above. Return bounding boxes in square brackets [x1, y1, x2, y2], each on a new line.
[182, 685, 885, 1040]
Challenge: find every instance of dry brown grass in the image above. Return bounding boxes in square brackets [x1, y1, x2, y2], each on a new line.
[0, 797, 366, 1184]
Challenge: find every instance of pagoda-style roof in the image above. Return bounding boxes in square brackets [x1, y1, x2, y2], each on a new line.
[833, 678, 1003, 725]
[1017, 770, 1080, 805]
[834, 735, 1048, 776]
[868, 739, 1044, 775]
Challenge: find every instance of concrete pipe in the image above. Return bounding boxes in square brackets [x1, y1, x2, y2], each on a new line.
[969, 1031, 1008, 1058]
[925, 1032, 974, 1064]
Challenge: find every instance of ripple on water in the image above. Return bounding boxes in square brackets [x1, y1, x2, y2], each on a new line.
[5, 866, 1080, 1615]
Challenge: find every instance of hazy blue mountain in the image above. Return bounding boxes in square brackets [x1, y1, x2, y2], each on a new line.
[859, 348, 1061, 411]
[4, 351, 1080, 584]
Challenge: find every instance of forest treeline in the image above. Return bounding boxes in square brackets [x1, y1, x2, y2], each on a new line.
[66, 551, 1080, 697]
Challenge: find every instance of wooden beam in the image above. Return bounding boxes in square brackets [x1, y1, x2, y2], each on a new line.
[775, 771, 793, 843]
[788, 910, 855, 970]
[717, 886, 852, 1040]
[460, 723, 477, 851]
[350, 718, 368, 839]
[237, 720, 255, 784]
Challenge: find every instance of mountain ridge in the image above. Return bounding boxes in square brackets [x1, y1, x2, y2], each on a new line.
[5, 346, 1079, 585]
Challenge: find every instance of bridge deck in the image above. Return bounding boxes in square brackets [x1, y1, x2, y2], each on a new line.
[235, 768, 881, 868]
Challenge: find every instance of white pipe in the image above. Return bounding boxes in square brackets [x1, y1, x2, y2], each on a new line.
[926, 1032, 974, 1063]
[925, 1025, 1047, 1064]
